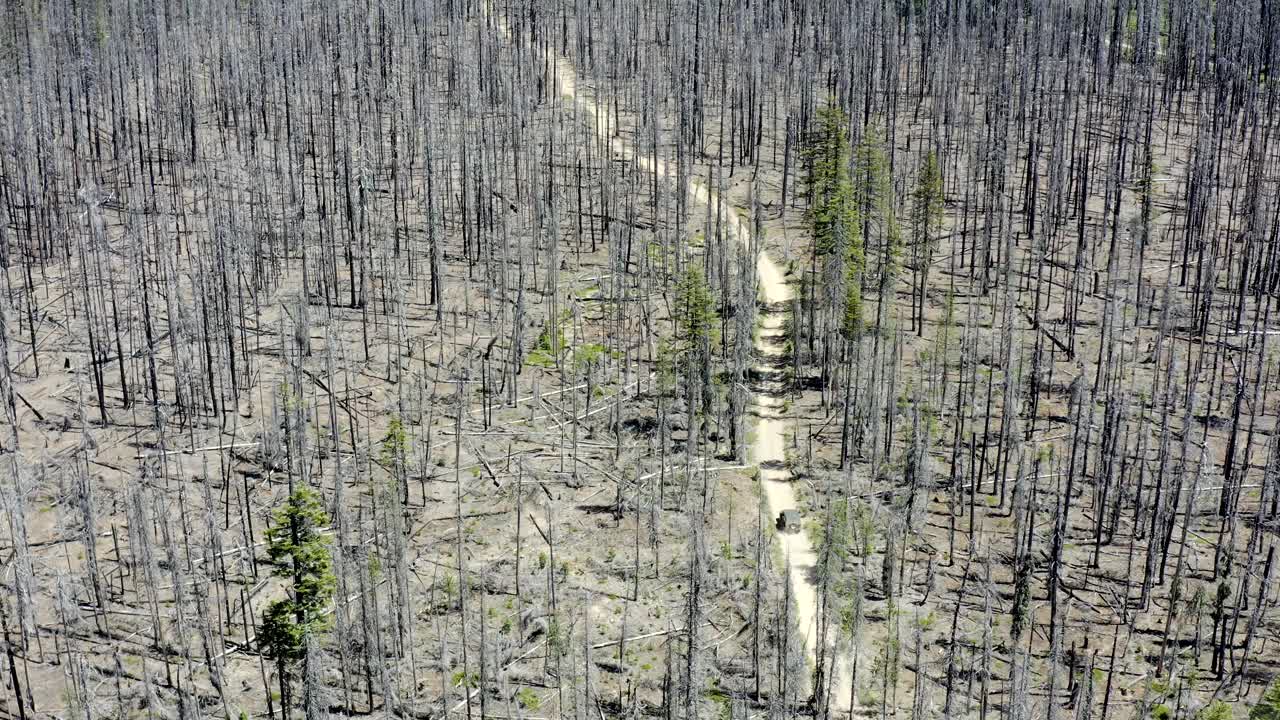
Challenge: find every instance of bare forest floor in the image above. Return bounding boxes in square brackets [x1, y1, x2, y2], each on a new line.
[4, 2, 1280, 720]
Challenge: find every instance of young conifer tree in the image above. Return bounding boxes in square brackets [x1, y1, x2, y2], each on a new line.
[910, 152, 944, 335]
[261, 486, 336, 716]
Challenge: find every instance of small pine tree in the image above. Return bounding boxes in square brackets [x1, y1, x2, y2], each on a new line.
[842, 274, 864, 339]
[677, 266, 718, 351]
[261, 486, 336, 714]
[676, 266, 718, 449]
[853, 126, 892, 230]
[911, 152, 944, 253]
[1200, 700, 1233, 720]
[910, 152, 944, 333]
[806, 101, 865, 341]
[381, 416, 409, 503]
[1251, 677, 1280, 720]
[806, 105, 858, 258]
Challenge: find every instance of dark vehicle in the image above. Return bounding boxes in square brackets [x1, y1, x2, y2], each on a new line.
[776, 509, 800, 533]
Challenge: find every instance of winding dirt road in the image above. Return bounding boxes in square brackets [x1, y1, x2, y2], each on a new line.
[490, 8, 852, 711]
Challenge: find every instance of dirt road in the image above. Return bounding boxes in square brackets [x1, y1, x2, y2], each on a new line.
[740, 226, 853, 716]
[491, 8, 851, 711]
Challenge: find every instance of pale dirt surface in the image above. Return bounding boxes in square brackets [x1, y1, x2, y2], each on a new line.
[506, 6, 854, 709]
